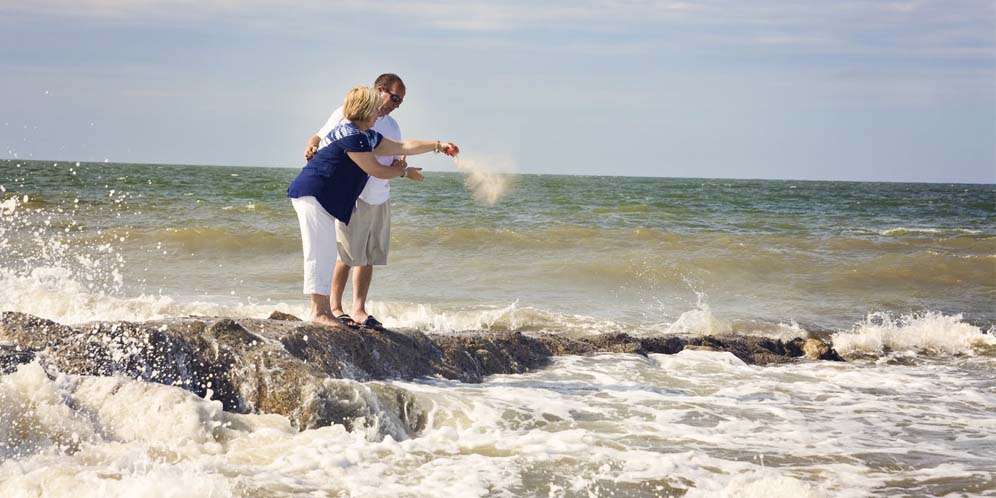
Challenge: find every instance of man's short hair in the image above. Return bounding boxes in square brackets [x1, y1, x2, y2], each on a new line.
[374, 73, 405, 90]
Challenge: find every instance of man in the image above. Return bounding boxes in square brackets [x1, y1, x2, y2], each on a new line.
[304, 73, 422, 329]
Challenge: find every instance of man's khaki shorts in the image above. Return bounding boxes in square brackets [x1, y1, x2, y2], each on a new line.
[335, 199, 390, 266]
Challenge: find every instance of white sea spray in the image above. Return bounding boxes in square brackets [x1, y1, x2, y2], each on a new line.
[831, 311, 996, 357]
[663, 291, 732, 336]
[369, 300, 627, 336]
[0, 266, 304, 324]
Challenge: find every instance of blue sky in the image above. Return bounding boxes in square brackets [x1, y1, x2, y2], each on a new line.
[1, 0, 993, 182]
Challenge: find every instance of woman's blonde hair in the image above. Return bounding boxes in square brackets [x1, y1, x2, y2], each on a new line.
[342, 86, 381, 122]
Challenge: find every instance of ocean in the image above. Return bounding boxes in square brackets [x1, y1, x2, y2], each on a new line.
[1, 159, 994, 497]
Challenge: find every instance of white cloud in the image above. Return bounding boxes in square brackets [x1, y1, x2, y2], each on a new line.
[1, 0, 992, 60]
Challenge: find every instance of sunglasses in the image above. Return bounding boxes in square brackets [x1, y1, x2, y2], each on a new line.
[382, 89, 403, 105]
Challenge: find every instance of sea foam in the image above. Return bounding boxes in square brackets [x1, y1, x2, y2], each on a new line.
[3, 341, 995, 496]
[0, 265, 305, 325]
[832, 311, 995, 357]
[0, 361, 292, 497]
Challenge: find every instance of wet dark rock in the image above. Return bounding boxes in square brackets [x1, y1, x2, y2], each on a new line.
[682, 344, 719, 353]
[0, 344, 35, 375]
[432, 331, 553, 382]
[0, 312, 75, 350]
[267, 311, 302, 321]
[0, 311, 844, 435]
[281, 324, 441, 381]
[637, 336, 688, 355]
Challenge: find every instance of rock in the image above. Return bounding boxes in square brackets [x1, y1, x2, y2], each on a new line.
[0, 311, 75, 350]
[432, 331, 552, 382]
[802, 338, 843, 361]
[0, 311, 845, 436]
[316, 381, 429, 439]
[683, 344, 719, 352]
[0, 343, 34, 375]
[267, 311, 301, 321]
[802, 338, 829, 359]
[634, 336, 687, 355]
[785, 337, 806, 357]
[683, 335, 794, 365]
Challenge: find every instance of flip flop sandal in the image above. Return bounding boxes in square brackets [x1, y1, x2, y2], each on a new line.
[361, 315, 385, 330]
[333, 313, 359, 328]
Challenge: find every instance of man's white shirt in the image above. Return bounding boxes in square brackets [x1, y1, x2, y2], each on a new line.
[316, 107, 400, 205]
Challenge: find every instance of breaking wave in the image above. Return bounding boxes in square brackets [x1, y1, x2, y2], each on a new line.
[832, 311, 996, 358]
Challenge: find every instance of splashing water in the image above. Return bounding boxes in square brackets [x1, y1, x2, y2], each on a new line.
[452, 156, 515, 206]
[831, 311, 996, 357]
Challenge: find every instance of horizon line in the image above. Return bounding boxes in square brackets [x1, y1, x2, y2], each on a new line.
[3, 157, 994, 187]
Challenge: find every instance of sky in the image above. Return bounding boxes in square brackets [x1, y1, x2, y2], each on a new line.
[1, 0, 994, 182]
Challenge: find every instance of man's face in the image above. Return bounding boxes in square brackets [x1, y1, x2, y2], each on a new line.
[378, 82, 405, 117]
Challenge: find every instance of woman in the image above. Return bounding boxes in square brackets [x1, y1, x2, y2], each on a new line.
[288, 86, 458, 325]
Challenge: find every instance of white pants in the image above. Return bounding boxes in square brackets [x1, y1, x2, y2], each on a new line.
[291, 196, 338, 295]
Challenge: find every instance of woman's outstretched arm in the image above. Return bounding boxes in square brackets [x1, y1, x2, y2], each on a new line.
[374, 138, 459, 157]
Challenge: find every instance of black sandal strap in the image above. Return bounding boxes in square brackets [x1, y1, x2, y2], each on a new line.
[333, 314, 359, 327]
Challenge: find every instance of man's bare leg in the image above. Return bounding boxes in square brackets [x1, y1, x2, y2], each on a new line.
[330, 260, 350, 317]
[308, 293, 338, 326]
[350, 265, 374, 323]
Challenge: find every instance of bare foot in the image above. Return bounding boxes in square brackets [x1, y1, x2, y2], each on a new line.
[351, 310, 369, 323]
